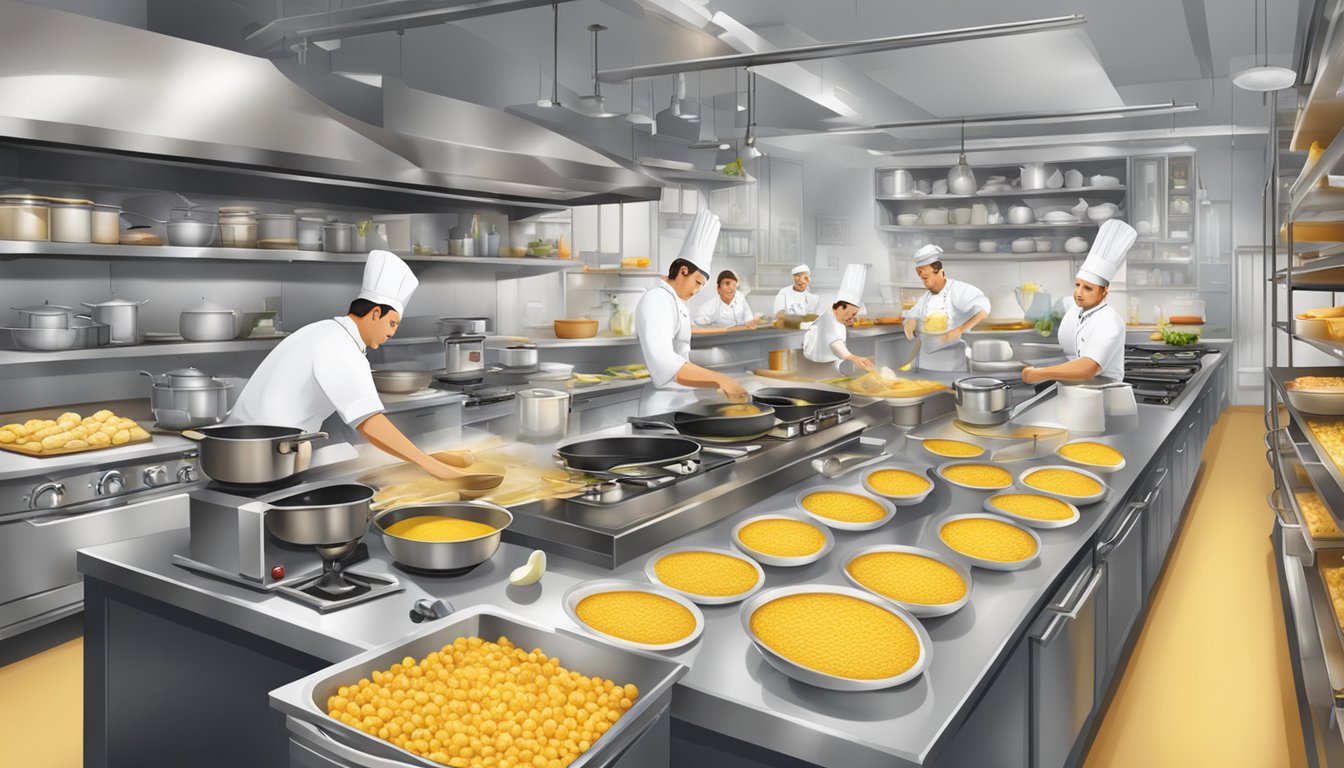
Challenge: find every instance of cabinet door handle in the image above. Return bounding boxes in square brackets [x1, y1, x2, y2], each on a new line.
[1098, 502, 1144, 560]
[1268, 489, 1300, 531]
[1049, 565, 1105, 621]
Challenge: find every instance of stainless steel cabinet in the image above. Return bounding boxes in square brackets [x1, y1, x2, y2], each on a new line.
[1030, 557, 1106, 768]
[1097, 500, 1146, 695]
[1143, 463, 1171, 593]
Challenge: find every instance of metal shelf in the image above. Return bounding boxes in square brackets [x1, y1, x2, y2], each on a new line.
[0, 336, 286, 367]
[874, 185, 1126, 202]
[1273, 250, 1344, 289]
[637, 166, 753, 187]
[1269, 368, 1344, 525]
[877, 223, 1101, 232]
[1290, 125, 1344, 219]
[1275, 322, 1344, 360]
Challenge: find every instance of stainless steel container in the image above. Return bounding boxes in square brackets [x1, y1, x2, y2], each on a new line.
[499, 343, 539, 368]
[323, 222, 354, 253]
[182, 424, 327, 485]
[516, 387, 570, 442]
[374, 501, 513, 572]
[13, 302, 73, 329]
[257, 213, 297, 241]
[180, 299, 237, 341]
[265, 483, 374, 546]
[953, 376, 1012, 425]
[167, 219, 217, 247]
[371, 370, 431, 395]
[141, 367, 232, 429]
[443, 334, 485, 381]
[82, 297, 148, 344]
[297, 217, 323, 250]
[438, 316, 488, 335]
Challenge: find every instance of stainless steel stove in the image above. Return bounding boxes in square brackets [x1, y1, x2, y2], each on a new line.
[1123, 344, 1213, 406]
[431, 366, 541, 406]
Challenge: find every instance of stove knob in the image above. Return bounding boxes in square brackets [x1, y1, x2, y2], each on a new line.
[30, 482, 65, 510]
[96, 471, 125, 496]
[177, 465, 197, 483]
[142, 466, 168, 487]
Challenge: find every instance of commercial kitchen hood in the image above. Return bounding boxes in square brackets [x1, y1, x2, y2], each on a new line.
[0, 0, 658, 208]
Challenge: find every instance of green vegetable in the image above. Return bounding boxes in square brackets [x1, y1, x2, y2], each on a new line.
[1160, 328, 1200, 346]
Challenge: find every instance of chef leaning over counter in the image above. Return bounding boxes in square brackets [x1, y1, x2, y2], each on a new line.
[227, 249, 472, 478]
[800, 262, 875, 377]
[772, 263, 821, 323]
[693, 269, 757, 332]
[902, 244, 990, 372]
[635, 208, 748, 411]
[1022, 219, 1136, 385]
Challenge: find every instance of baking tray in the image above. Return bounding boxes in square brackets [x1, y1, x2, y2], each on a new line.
[0, 431, 151, 457]
[269, 606, 687, 768]
[643, 546, 765, 606]
[841, 544, 973, 618]
[563, 579, 705, 652]
[794, 485, 897, 531]
[1017, 464, 1109, 505]
[937, 512, 1042, 571]
[1316, 550, 1344, 653]
[731, 513, 835, 567]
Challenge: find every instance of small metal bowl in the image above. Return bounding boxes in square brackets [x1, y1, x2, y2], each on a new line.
[983, 492, 1081, 530]
[740, 584, 932, 691]
[1053, 439, 1127, 473]
[643, 546, 765, 605]
[731, 513, 835, 567]
[373, 501, 512, 572]
[937, 512, 1042, 571]
[841, 545, 973, 618]
[861, 464, 936, 506]
[372, 370, 432, 395]
[794, 485, 897, 531]
[1017, 465, 1109, 505]
[563, 579, 704, 652]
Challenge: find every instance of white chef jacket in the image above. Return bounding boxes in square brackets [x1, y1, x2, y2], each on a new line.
[797, 310, 855, 378]
[1058, 300, 1126, 382]
[694, 292, 753, 328]
[773, 287, 820, 317]
[228, 316, 383, 433]
[909, 278, 990, 371]
[635, 280, 693, 390]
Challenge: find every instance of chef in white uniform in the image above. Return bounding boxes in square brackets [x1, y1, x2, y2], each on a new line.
[1022, 220, 1136, 384]
[693, 270, 757, 331]
[800, 263, 875, 376]
[902, 245, 990, 371]
[772, 264, 821, 324]
[228, 250, 472, 478]
[635, 209, 748, 413]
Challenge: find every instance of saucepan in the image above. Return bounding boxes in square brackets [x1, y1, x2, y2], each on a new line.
[953, 377, 1058, 426]
[181, 424, 328, 485]
[373, 500, 513, 573]
[264, 482, 375, 547]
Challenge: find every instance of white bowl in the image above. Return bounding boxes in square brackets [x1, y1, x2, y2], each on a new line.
[937, 512, 1042, 570]
[979, 239, 999, 253]
[739, 585, 932, 690]
[1065, 237, 1090, 253]
[1007, 206, 1034, 224]
[983, 492, 1081, 529]
[954, 240, 978, 252]
[1043, 211, 1081, 224]
[643, 546, 765, 605]
[1017, 464, 1108, 505]
[897, 214, 920, 226]
[562, 579, 705, 652]
[951, 208, 973, 225]
[1087, 205, 1118, 222]
[1053, 439, 1127, 472]
[1090, 175, 1121, 188]
[935, 461, 1014, 491]
[1011, 238, 1035, 253]
[731, 513, 835, 567]
[920, 208, 949, 225]
[795, 485, 897, 531]
[861, 464, 936, 505]
[842, 545, 973, 617]
[1034, 238, 1054, 252]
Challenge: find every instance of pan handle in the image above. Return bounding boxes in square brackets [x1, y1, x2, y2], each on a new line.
[277, 431, 329, 454]
[180, 429, 206, 441]
[630, 418, 676, 431]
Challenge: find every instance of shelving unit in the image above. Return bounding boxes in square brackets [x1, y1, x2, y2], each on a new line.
[874, 185, 1126, 202]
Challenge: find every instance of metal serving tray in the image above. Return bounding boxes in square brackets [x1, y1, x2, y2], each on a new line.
[269, 606, 686, 768]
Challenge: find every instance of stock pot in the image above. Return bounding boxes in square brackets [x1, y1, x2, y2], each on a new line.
[181, 424, 327, 485]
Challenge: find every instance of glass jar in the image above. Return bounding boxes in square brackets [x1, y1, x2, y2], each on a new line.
[217, 206, 258, 248]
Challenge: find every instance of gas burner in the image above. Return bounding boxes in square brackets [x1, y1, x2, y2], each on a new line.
[392, 562, 483, 578]
[203, 476, 305, 497]
[277, 571, 401, 613]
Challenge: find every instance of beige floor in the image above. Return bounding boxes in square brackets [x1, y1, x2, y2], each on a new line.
[0, 408, 1311, 768]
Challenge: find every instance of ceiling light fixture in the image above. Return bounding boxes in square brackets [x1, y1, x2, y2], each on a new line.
[537, 2, 560, 108]
[625, 78, 656, 129]
[814, 101, 1199, 136]
[1233, 0, 1295, 91]
[689, 72, 731, 149]
[574, 24, 623, 118]
[742, 71, 762, 159]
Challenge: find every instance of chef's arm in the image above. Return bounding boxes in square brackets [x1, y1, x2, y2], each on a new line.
[957, 310, 989, 334]
[674, 362, 748, 401]
[830, 339, 874, 371]
[903, 316, 918, 340]
[356, 413, 473, 478]
[1021, 357, 1101, 384]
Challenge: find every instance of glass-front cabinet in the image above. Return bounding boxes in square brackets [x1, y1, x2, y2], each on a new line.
[1130, 156, 1165, 240]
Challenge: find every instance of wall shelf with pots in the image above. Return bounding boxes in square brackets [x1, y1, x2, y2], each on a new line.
[876, 223, 1102, 232]
[0, 337, 288, 368]
[875, 185, 1126, 202]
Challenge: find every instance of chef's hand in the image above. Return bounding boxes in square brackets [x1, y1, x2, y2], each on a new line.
[904, 326, 915, 341]
[1020, 366, 1044, 385]
[718, 376, 749, 402]
[851, 355, 875, 371]
[941, 327, 964, 344]
[437, 449, 474, 468]
[744, 317, 758, 330]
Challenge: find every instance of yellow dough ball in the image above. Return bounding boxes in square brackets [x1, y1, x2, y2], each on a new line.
[112, 429, 131, 445]
[90, 410, 113, 423]
[0, 430, 15, 444]
[89, 432, 111, 447]
[63, 439, 89, 449]
[129, 427, 150, 441]
[41, 435, 67, 451]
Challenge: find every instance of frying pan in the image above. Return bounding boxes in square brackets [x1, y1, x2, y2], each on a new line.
[556, 435, 701, 473]
[752, 387, 851, 423]
[668, 402, 777, 439]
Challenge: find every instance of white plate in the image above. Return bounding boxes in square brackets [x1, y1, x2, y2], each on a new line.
[740, 585, 932, 691]
[982, 492, 1081, 529]
[562, 579, 704, 652]
[861, 464, 936, 506]
[937, 513, 1042, 571]
[1053, 439, 1127, 473]
[842, 545, 973, 617]
[1017, 464, 1109, 504]
[643, 547, 765, 605]
[795, 485, 897, 531]
[934, 461, 1014, 491]
[731, 513, 835, 567]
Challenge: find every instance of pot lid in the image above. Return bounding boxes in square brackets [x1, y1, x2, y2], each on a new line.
[956, 376, 1008, 391]
[45, 197, 95, 206]
[182, 298, 237, 314]
[170, 206, 215, 220]
[84, 296, 146, 307]
[164, 367, 218, 387]
[13, 302, 72, 315]
[218, 206, 258, 214]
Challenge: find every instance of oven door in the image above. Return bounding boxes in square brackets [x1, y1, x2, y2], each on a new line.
[0, 492, 188, 638]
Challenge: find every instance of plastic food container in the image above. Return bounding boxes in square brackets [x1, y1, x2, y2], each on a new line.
[48, 198, 94, 243]
[217, 206, 258, 248]
[91, 204, 121, 244]
[0, 195, 49, 241]
[256, 214, 297, 249]
[1166, 296, 1205, 325]
[297, 217, 323, 250]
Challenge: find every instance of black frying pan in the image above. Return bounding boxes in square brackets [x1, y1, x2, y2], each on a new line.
[752, 387, 851, 423]
[670, 402, 777, 439]
[556, 435, 701, 473]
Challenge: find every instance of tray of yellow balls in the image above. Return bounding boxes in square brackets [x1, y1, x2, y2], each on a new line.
[0, 409, 150, 456]
[794, 485, 897, 531]
[739, 584, 932, 691]
[563, 579, 705, 653]
[731, 513, 835, 567]
[643, 546, 766, 605]
[861, 464, 936, 505]
[937, 513, 1042, 571]
[1053, 439, 1126, 473]
[842, 545, 973, 618]
[268, 606, 687, 768]
[933, 461, 1014, 491]
[1017, 465, 1108, 505]
[983, 492, 1081, 530]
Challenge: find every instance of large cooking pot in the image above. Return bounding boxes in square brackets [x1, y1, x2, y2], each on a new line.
[371, 370, 431, 394]
[83, 297, 148, 344]
[954, 377, 1057, 426]
[13, 302, 74, 330]
[516, 388, 570, 442]
[374, 500, 512, 572]
[141, 368, 232, 430]
[180, 298, 238, 342]
[439, 316, 489, 336]
[182, 424, 328, 485]
[498, 344, 538, 368]
[752, 387, 851, 423]
[264, 483, 374, 546]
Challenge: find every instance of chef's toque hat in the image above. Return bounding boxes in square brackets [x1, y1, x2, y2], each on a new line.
[913, 244, 944, 267]
[1076, 220, 1137, 287]
[359, 250, 418, 314]
[791, 264, 811, 275]
[835, 263, 869, 306]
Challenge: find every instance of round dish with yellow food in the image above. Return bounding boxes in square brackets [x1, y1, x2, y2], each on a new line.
[1018, 465, 1108, 505]
[938, 513, 1042, 570]
[842, 545, 973, 617]
[563, 579, 704, 652]
[935, 461, 1014, 491]
[794, 486, 896, 531]
[862, 465, 935, 505]
[983, 492, 1081, 529]
[740, 585, 931, 691]
[644, 547, 765, 605]
[381, 515, 497, 541]
[731, 514, 835, 567]
[1053, 439, 1126, 473]
[920, 438, 986, 459]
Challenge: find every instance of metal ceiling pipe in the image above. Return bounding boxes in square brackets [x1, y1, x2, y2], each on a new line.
[595, 14, 1086, 83]
[814, 102, 1200, 136]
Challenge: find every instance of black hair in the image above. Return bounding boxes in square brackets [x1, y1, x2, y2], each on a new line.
[921, 260, 944, 273]
[716, 270, 738, 286]
[832, 301, 857, 310]
[348, 299, 398, 318]
[668, 258, 708, 280]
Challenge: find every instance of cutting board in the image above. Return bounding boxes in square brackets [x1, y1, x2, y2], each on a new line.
[0, 432, 152, 458]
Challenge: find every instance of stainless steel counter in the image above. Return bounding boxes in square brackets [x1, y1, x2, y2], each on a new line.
[78, 346, 1228, 767]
